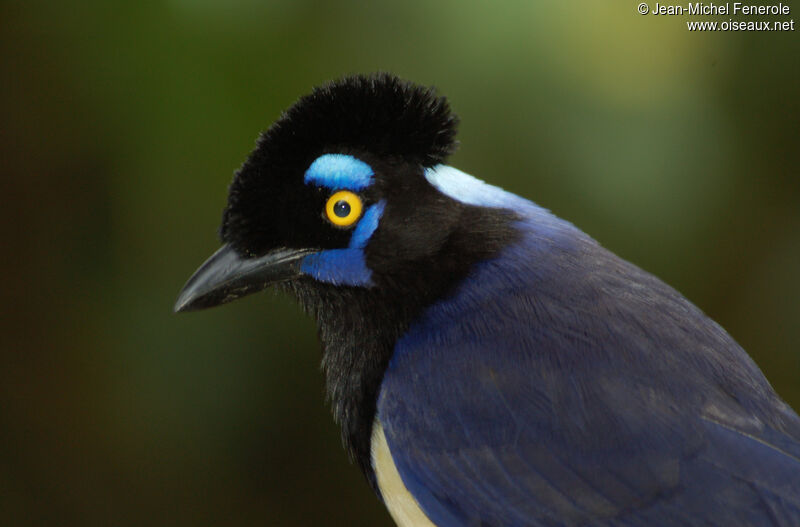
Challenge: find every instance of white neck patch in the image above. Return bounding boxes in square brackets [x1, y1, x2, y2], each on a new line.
[424, 165, 530, 210]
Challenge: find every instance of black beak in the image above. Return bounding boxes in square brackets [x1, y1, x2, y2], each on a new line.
[174, 244, 314, 313]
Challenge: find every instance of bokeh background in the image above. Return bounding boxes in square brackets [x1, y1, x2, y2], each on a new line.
[2, 2, 798, 526]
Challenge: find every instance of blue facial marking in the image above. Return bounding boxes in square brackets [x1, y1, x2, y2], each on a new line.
[349, 200, 386, 249]
[305, 154, 374, 190]
[300, 250, 372, 286]
[300, 200, 387, 286]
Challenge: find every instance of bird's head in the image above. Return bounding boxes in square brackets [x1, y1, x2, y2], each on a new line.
[175, 73, 517, 315]
[176, 74, 526, 479]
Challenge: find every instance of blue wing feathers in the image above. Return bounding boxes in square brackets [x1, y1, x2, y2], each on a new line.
[378, 208, 800, 526]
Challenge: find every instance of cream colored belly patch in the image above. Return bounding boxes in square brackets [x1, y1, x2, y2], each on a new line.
[371, 421, 437, 527]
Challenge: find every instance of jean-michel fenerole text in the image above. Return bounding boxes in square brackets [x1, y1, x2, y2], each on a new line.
[651, 2, 790, 15]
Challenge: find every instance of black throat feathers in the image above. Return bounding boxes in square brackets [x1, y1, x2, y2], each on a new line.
[281, 200, 519, 494]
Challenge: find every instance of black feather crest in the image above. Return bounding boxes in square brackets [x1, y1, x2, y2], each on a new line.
[270, 72, 459, 167]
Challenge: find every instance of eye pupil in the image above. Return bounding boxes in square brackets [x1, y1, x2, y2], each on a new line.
[333, 200, 351, 218]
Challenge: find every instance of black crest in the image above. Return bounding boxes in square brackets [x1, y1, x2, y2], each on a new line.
[220, 73, 459, 255]
[265, 72, 459, 168]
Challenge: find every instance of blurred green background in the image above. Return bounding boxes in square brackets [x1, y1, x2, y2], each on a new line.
[2, 2, 798, 526]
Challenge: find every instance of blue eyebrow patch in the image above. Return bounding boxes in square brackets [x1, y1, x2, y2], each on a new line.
[304, 154, 374, 190]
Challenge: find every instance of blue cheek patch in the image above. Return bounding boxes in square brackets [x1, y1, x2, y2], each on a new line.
[305, 154, 374, 190]
[300, 250, 373, 286]
[301, 200, 387, 286]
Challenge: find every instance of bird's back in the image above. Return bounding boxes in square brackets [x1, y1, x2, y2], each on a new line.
[377, 170, 800, 526]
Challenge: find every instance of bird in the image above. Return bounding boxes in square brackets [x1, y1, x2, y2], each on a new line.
[174, 73, 800, 526]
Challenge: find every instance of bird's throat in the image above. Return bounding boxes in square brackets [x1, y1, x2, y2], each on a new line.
[281, 202, 520, 493]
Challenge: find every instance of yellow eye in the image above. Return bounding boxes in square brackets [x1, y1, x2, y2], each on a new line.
[325, 190, 363, 227]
